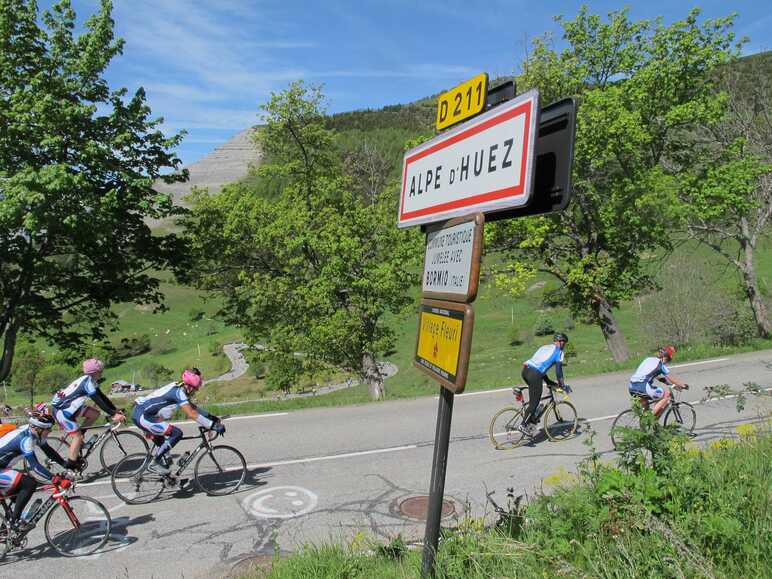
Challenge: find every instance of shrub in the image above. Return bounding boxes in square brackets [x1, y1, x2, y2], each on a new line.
[708, 298, 756, 346]
[533, 315, 555, 336]
[114, 334, 151, 360]
[189, 308, 205, 322]
[154, 333, 176, 355]
[141, 362, 173, 387]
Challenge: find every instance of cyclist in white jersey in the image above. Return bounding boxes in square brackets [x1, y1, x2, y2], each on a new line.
[50, 358, 125, 467]
[132, 369, 224, 475]
[520, 332, 570, 437]
[628, 346, 688, 417]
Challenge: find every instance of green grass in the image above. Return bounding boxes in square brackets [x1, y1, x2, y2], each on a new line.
[247, 423, 772, 579]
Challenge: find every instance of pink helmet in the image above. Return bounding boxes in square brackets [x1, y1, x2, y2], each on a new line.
[181, 369, 202, 391]
[83, 358, 105, 375]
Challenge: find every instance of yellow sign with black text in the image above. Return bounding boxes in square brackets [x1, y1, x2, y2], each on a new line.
[436, 73, 488, 131]
[414, 300, 474, 393]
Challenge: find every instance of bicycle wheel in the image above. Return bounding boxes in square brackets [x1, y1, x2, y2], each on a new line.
[99, 430, 149, 472]
[610, 409, 639, 449]
[0, 506, 10, 560]
[44, 495, 111, 557]
[663, 402, 696, 434]
[543, 401, 578, 441]
[488, 407, 527, 450]
[111, 453, 165, 504]
[194, 445, 246, 496]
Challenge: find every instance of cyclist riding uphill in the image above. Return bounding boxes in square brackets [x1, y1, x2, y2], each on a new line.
[520, 332, 571, 437]
[0, 412, 69, 530]
[132, 368, 225, 475]
[51, 358, 125, 468]
[629, 346, 688, 417]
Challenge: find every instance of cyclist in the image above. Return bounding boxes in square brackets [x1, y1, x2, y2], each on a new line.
[50, 358, 125, 468]
[520, 332, 570, 437]
[0, 412, 69, 530]
[132, 368, 225, 475]
[628, 346, 688, 417]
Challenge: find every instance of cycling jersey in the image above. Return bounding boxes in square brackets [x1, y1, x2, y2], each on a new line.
[525, 344, 565, 382]
[630, 357, 670, 385]
[134, 383, 190, 420]
[0, 426, 55, 481]
[51, 375, 98, 416]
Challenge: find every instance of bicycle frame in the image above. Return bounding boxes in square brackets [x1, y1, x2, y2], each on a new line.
[1, 479, 77, 539]
[151, 428, 219, 479]
[512, 384, 568, 421]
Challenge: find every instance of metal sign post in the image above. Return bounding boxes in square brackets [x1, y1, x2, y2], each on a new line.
[399, 72, 576, 578]
[421, 384, 454, 577]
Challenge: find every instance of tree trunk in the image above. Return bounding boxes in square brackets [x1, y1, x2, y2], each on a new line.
[362, 352, 385, 401]
[594, 295, 630, 363]
[0, 321, 20, 384]
[739, 241, 771, 338]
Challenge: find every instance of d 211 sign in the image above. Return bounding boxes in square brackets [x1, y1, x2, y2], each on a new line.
[414, 300, 475, 394]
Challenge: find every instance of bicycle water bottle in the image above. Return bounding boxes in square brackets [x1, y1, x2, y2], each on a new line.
[22, 498, 43, 522]
[83, 436, 96, 452]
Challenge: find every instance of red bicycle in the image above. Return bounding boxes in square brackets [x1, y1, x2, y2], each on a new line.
[0, 477, 111, 558]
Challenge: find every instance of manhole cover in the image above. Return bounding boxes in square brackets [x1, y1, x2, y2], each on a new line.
[397, 495, 456, 521]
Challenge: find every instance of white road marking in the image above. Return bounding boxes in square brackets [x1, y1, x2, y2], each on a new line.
[671, 357, 729, 369]
[586, 414, 619, 423]
[242, 486, 318, 519]
[456, 387, 513, 398]
[246, 444, 418, 468]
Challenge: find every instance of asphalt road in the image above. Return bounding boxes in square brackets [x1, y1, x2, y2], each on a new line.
[5, 350, 771, 578]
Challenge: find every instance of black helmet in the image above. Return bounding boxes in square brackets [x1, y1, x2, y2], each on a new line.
[553, 332, 569, 343]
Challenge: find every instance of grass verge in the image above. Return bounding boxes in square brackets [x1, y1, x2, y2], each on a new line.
[246, 421, 772, 578]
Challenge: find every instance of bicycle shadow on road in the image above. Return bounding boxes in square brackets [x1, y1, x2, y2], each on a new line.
[158, 466, 272, 503]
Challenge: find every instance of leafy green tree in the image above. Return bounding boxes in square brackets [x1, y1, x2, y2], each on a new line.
[681, 57, 772, 337]
[0, 0, 187, 381]
[186, 82, 420, 399]
[10, 342, 46, 406]
[488, 8, 738, 361]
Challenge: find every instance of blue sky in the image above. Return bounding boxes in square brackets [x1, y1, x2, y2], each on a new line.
[52, 1, 772, 166]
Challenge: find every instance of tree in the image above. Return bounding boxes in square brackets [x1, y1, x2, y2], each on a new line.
[488, 8, 738, 362]
[185, 82, 420, 400]
[0, 0, 187, 382]
[681, 56, 772, 338]
[10, 343, 46, 407]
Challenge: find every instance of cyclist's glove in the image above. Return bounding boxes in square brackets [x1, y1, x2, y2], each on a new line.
[561, 384, 573, 393]
[212, 422, 226, 435]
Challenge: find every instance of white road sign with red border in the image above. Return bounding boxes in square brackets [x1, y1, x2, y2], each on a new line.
[398, 89, 539, 229]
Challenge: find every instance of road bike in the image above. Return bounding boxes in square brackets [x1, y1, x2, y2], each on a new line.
[0, 477, 111, 558]
[110, 426, 246, 504]
[44, 417, 149, 477]
[489, 384, 578, 449]
[610, 385, 696, 449]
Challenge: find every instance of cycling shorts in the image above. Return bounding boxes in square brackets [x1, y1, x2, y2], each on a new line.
[134, 413, 173, 437]
[0, 469, 22, 497]
[54, 407, 86, 434]
[629, 381, 665, 400]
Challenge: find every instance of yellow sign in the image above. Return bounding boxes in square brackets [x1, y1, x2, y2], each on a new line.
[436, 73, 488, 131]
[414, 300, 474, 393]
[417, 310, 463, 377]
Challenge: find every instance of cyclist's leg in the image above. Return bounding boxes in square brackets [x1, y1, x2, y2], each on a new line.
[54, 408, 84, 463]
[0, 470, 35, 524]
[137, 415, 181, 461]
[79, 406, 100, 428]
[646, 383, 669, 417]
[521, 366, 544, 425]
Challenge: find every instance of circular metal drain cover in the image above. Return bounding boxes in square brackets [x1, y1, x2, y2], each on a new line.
[396, 495, 456, 521]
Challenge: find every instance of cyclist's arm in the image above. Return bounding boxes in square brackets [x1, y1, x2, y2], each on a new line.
[39, 441, 68, 468]
[179, 403, 215, 429]
[22, 440, 54, 480]
[666, 374, 688, 389]
[88, 382, 120, 417]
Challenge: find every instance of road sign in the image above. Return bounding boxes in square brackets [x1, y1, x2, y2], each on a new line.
[398, 89, 539, 229]
[414, 299, 474, 394]
[485, 97, 577, 221]
[422, 213, 484, 302]
[436, 73, 488, 131]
